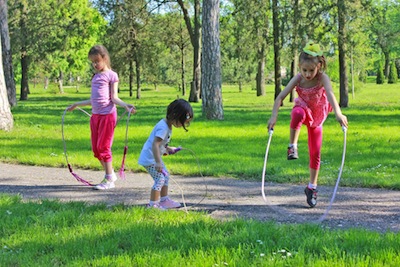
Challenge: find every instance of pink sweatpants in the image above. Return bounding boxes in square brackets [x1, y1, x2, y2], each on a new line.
[290, 106, 323, 170]
[90, 112, 117, 163]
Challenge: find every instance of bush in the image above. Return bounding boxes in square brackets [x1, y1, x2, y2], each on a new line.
[388, 61, 398, 84]
[376, 64, 385, 84]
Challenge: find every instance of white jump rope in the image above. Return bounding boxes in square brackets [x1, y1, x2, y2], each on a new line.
[261, 126, 347, 222]
[163, 147, 208, 214]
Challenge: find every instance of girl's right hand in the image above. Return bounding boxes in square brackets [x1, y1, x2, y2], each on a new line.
[67, 104, 77, 111]
[155, 162, 163, 173]
[267, 117, 276, 131]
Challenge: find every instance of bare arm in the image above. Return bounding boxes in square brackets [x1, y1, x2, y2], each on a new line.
[67, 99, 91, 111]
[267, 75, 298, 130]
[110, 82, 136, 113]
[152, 137, 164, 172]
[321, 73, 348, 128]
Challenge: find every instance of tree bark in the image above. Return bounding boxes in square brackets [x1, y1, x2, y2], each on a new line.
[338, 0, 349, 107]
[256, 45, 265, 96]
[19, 1, 29, 101]
[0, 0, 16, 107]
[177, 0, 201, 102]
[201, 0, 223, 120]
[272, 0, 281, 100]
[0, 33, 13, 131]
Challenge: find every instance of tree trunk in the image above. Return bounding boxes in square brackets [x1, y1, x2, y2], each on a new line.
[177, 0, 201, 102]
[180, 44, 186, 96]
[289, 0, 299, 103]
[135, 58, 141, 99]
[0, 33, 13, 131]
[19, 2, 29, 101]
[129, 59, 133, 97]
[256, 45, 265, 96]
[0, 0, 16, 107]
[201, 0, 223, 120]
[338, 0, 349, 107]
[58, 70, 64, 94]
[272, 0, 281, 99]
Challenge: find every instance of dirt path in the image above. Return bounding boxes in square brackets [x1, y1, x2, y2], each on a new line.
[1, 162, 399, 233]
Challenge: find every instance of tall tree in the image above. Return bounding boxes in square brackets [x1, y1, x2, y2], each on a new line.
[272, 0, 281, 100]
[177, 0, 201, 102]
[201, 0, 223, 120]
[0, 33, 13, 131]
[368, 0, 400, 79]
[0, 0, 16, 107]
[337, 0, 349, 107]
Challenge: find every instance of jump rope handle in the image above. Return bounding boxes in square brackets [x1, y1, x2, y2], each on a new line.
[341, 125, 347, 133]
[168, 146, 182, 155]
[268, 128, 274, 135]
[163, 146, 182, 156]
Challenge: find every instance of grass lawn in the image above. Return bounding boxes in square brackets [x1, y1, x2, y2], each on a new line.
[0, 80, 399, 266]
[1, 81, 399, 189]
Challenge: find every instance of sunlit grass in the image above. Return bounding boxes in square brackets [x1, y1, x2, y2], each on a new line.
[0, 81, 399, 189]
[1, 194, 399, 266]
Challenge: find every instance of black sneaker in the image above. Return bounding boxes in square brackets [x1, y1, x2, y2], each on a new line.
[304, 187, 318, 208]
[287, 146, 298, 160]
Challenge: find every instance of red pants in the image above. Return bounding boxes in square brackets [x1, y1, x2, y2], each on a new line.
[90, 112, 117, 163]
[290, 106, 323, 170]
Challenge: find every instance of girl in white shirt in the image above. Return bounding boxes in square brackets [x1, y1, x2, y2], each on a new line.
[138, 99, 193, 209]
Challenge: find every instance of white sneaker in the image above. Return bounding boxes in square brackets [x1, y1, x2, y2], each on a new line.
[93, 174, 116, 190]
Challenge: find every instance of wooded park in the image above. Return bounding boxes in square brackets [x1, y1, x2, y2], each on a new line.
[1, 0, 399, 131]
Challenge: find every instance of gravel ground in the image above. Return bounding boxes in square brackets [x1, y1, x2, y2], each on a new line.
[0, 162, 399, 233]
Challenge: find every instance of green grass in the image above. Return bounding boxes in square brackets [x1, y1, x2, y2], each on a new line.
[1, 81, 399, 189]
[1, 82, 400, 266]
[1, 194, 400, 266]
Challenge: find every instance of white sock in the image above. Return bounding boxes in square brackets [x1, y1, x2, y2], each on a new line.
[149, 200, 160, 206]
[289, 143, 297, 149]
[308, 183, 317, 189]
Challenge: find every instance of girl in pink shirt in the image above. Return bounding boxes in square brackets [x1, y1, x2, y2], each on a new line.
[68, 45, 135, 190]
[268, 41, 348, 208]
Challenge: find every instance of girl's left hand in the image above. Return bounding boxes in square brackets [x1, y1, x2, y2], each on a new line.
[337, 114, 348, 128]
[125, 104, 136, 114]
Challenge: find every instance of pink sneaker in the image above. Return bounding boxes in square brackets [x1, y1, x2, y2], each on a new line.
[160, 197, 181, 209]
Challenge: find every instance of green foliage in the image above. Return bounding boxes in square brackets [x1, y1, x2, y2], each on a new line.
[376, 63, 385, 84]
[1, 194, 400, 266]
[388, 61, 398, 84]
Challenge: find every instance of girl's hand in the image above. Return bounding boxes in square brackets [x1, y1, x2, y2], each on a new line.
[125, 104, 136, 114]
[67, 104, 77, 111]
[267, 117, 277, 131]
[155, 162, 163, 173]
[336, 114, 348, 128]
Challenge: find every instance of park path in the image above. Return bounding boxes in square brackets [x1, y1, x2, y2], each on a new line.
[0, 162, 399, 233]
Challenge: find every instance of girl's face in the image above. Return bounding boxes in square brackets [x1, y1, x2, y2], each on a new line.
[172, 117, 192, 128]
[299, 61, 320, 81]
[89, 54, 107, 72]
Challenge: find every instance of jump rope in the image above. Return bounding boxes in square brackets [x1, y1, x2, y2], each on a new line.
[61, 107, 134, 186]
[62, 108, 207, 212]
[261, 126, 348, 222]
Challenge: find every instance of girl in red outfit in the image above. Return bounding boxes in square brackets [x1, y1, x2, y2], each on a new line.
[268, 41, 348, 208]
[68, 45, 135, 190]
